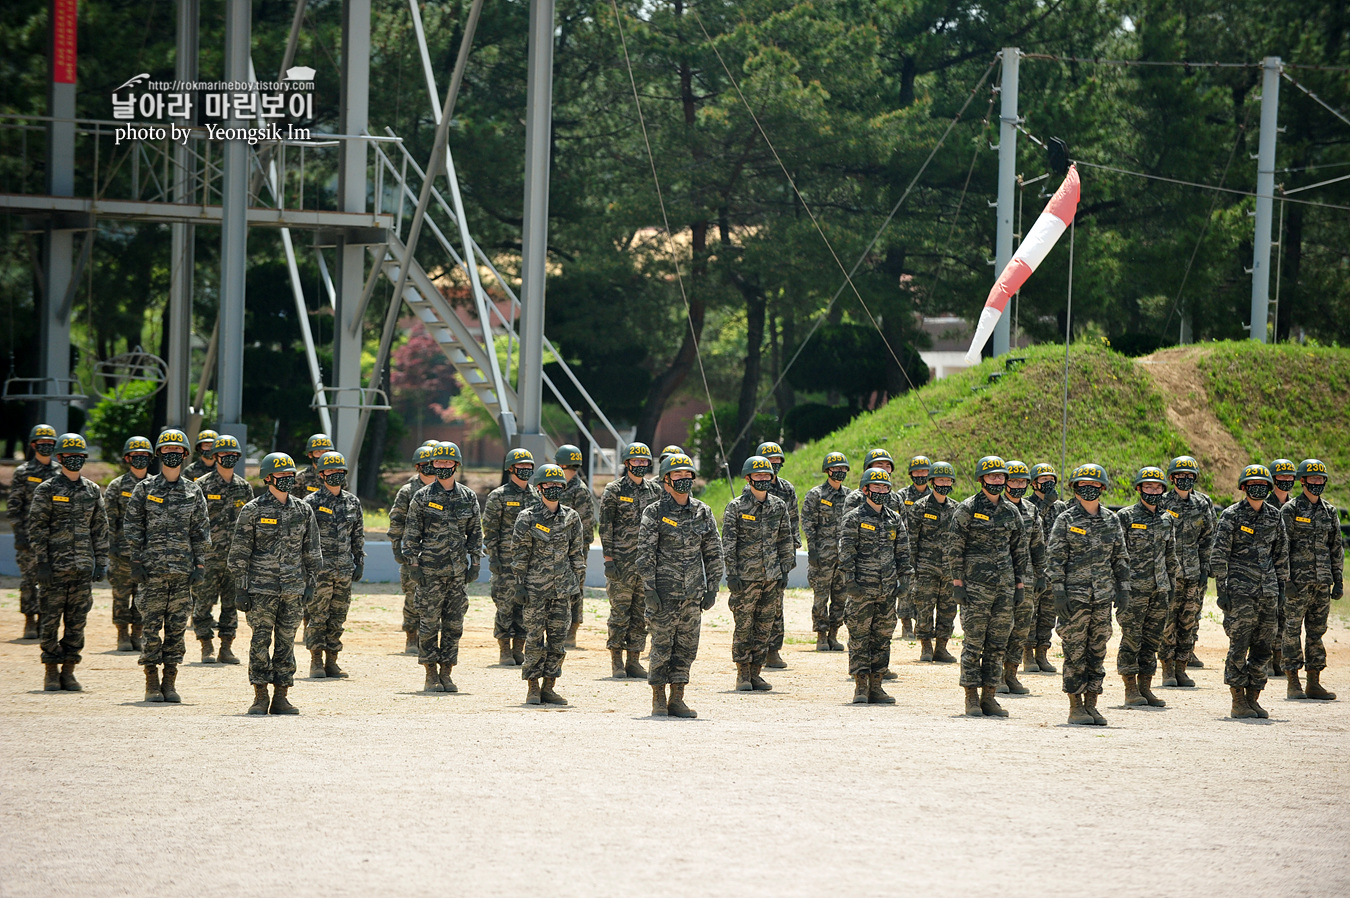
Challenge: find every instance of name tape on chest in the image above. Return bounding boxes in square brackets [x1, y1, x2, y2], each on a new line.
[820, 499, 832, 507]
[741, 513, 756, 521]
[1131, 523, 1148, 530]
[619, 496, 634, 503]
[208, 494, 223, 500]
[429, 502, 444, 511]
[260, 517, 278, 525]
[319, 506, 333, 515]
[860, 522, 876, 531]
[52, 495, 70, 503]
[506, 501, 521, 507]
[148, 495, 164, 504]
[661, 516, 679, 527]
[924, 513, 938, 520]
[973, 513, 990, 521]
[1240, 525, 1255, 535]
[121, 491, 132, 497]
[1166, 509, 1180, 518]
[1296, 516, 1312, 524]
[535, 523, 551, 533]
[27, 476, 43, 483]
[1069, 526, 1087, 535]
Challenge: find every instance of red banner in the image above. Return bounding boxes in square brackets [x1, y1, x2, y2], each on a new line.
[51, 0, 77, 84]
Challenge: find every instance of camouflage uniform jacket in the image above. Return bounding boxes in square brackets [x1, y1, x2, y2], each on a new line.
[404, 480, 482, 576]
[304, 488, 365, 577]
[897, 483, 931, 513]
[29, 474, 110, 577]
[1280, 493, 1343, 590]
[1118, 501, 1180, 593]
[1028, 491, 1069, 534]
[196, 469, 255, 567]
[290, 465, 324, 499]
[104, 470, 147, 558]
[228, 490, 321, 594]
[946, 491, 1030, 588]
[903, 492, 957, 579]
[722, 488, 795, 582]
[183, 459, 214, 482]
[801, 479, 849, 564]
[1009, 498, 1048, 583]
[1210, 499, 1289, 597]
[767, 476, 801, 548]
[1156, 489, 1217, 581]
[7, 458, 57, 543]
[510, 501, 586, 597]
[637, 493, 724, 603]
[558, 475, 597, 545]
[837, 499, 912, 594]
[482, 481, 536, 572]
[1046, 501, 1130, 604]
[125, 474, 210, 574]
[599, 475, 664, 574]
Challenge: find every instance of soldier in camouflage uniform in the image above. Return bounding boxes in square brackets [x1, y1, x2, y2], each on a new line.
[511, 465, 587, 706]
[1281, 459, 1342, 701]
[9, 423, 58, 640]
[845, 449, 904, 680]
[999, 460, 1045, 696]
[1116, 466, 1179, 708]
[388, 444, 438, 653]
[1157, 456, 1217, 687]
[838, 468, 912, 705]
[755, 442, 798, 670]
[1211, 464, 1289, 720]
[125, 430, 210, 704]
[802, 451, 850, 651]
[289, 433, 334, 498]
[894, 455, 933, 638]
[1267, 458, 1298, 674]
[947, 456, 1029, 718]
[723, 456, 796, 692]
[104, 435, 153, 651]
[904, 460, 958, 664]
[554, 444, 596, 649]
[404, 441, 481, 694]
[1047, 463, 1130, 726]
[483, 448, 537, 666]
[303, 451, 365, 680]
[191, 435, 252, 665]
[637, 453, 723, 719]
[182, 429, 218, 481]
[600, 442, 663, 679]
[1024, 463, 1068, 673]
[230, 452, 322, 715]
[28, 433, 109, 693]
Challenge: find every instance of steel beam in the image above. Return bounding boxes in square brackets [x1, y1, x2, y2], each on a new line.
[166, 0, 199, 429]
[216, 0, 250, 451]
[1250, 57, 1281, 343]
[0, 193, 393, 229]
[992, 47, 1019, 357]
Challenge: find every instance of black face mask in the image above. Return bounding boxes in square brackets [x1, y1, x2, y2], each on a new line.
[866, 488, 891, 503]
[325, 471, 347, 486]
[435, 466, 457, 482]
[770, 461, 783, 474]
[933, 484, 953, 496]
[512, 467, 534, 482]
[216, 454, 240, 469]
[1006, 485, 1027, 499]
[910, 474, 928, 487]
[128, 455, 152, 470]
[59, 455, 85, 472]
[540, 484, 564, 502]
[629, 463, 651, 478]
[669, 477, 693, 494]
[749, 478, 773, 492]
[983, 481, 1005, 495]
[1274, 478, 1295, 493]
[827, 469, 847, 483]
[418, 463, 436, 477]
[1074, 483, 1102, 502]
[1306, 482, 1326, 497]
[272, 475, 296, 493]
[1245, 483, 1271, 500]
[160, 451, 185, 469]
[1042, 483, 1059, 503]
[1173, 475, 1196, 492]
[1141, 489, 1164, 506]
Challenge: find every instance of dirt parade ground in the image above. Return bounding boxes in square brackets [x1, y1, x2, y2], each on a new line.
[2, 577, 1348, 898]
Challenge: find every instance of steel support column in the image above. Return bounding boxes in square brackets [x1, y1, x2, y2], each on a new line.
[216, 0, 250, 450]
[167, 0, 198, 431]
[1249, 56, 1281, 343]
[992, 47, 1019, 358]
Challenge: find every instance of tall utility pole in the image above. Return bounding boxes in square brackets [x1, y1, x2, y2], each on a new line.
[216, 0, 250, 451]
[1249, 56, 1281, 343]
[992, 47, 1019, 357]
[166, 0, 199, 430]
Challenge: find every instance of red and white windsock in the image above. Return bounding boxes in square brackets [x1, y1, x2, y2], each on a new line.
[964, 164, 1080, 364]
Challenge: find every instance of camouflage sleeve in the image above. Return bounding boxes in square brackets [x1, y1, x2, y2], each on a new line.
[1199, 499, 1217, 579]
[1110, 515, 1130, 595]
[350, 497, 365, 564]
[27, 483, 52, 564]
[302, 504, 322, 580]
[1330, 505, 1344, 593]
[800, 488, 818, 549]
[1274, 512, 1290, 584]
[190, 489, 211, 569]
[5, 475, 19, 524]
[838, 513, 858, 590]
[776, 503, 796, 578]
[720, 502, 740, 577]
[637, 507, 660, 595]
[1028, 516, 1047, 577]
[482, 490, 503, 561]
[508, 513, 533, 586]
[1010, 513, 1030, 586]
[228, 504, 255, 585]
[598, 485, 617, 557]
[569, 512, 587, 581]
[895, 514, 913, 584]
[701, 505, 724, 588]
[580, 489, 597, 543]
[403, 495, 425, 561]
[945, 504, 970, 582]
[91, 487, 110, 568]
[785, 483, 801, 548]
[1165, 520, 1181, 585]
[1209, 512, 1233, 586]
[125, 483, 147, 565]
[1045, 515, 1068, 592]
[466, 493, 483, 560]
[387, 486, 411, 542]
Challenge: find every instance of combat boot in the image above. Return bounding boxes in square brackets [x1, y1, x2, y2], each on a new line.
[526, 678, 542, 705]
[1034, 646, 1056, 673]
[439, 663, 457, 694]
[881, 668, 897, 681]
[1068, 693, 1094, 725]
[625, 651, 647, 679]
[868, 672, 896, 705]
[750, 665, 772, 692]
[766, 649, 787, 669]
[610, 649, 627, 679]
[1229, 686, 1257, 719]
[269, 684, 298, 714]
[963, 686, 982, 716]
[248, 684, 270, 715]
[667, 683, 697, 718]
[43, 663, 61, 691]
[22, 614, 38, 640]
[1005, 661, 1029, 695]
[200, 637, 217, 664]
[218, 637, 240, 665]
[540, 677, 568, 705]
[1305, 669, 1337, 701]
[736, 664, 753, 692]
[116, 624, 132, 652]
[404, 630, 419, 654]
[827, 626, 844, 651]
[309, 649, 326, 679]
[1161, 659, 1178, 687]
[980, 685, 1008, 718]
[933, 639, 957, 664]
[815, 632, 830, 652]
[160, 664, 181, 703]
[424, 664, 443, 692]
[510, 637, 526, 665]
[995, 677, 1009, 694]
[144, 665, 163, 702]
[1245, 687, 1269, 719]
[1286, 669, 1305, 700]
[1187, 651, 1204, 669]
[1084, 691, 1107, 726]
[324, 651, 347, 679]
[919, 638, 934, 662]
[564, 622, 579, 650]
[853, 674, 870, 704]
[1022, 646, 1039, 672]
[1123, 674, 1146, 706]
[651, 684, 668, 716]
[499, 639, 515, 666]
[1139, 675, 1166, 707]
[901, 618, 915, 639]
[59, 662, 82, 692]
[1271, 649, 1284, 677]
[129, 623, 144, 651]
[1173, 662, 1195, 688]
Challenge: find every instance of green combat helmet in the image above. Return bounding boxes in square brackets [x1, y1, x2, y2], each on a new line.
[822, 451, 849, 472]
[742, 455, 773, 477]
[316, 451, 348, 473]
[261, 452, 298, 475]
[412, 444, 436, 474]
[156, 430, 190, 452]
[122, 435, 154, 457]
[555, 444, 584, 466]
[305, 433, 334, 457]
[503, 447, 535, 472]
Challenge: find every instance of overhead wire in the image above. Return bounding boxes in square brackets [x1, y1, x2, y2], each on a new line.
[1281, 70, 1350, 132]
[1022, 54, 1257, 69]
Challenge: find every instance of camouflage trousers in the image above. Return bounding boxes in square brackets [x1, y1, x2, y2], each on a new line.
[39, 577, 93, 664]
[606, 571, 648, 653]
[912, 572, 957, 641]
[416, 572, 468, 666]
[490, 569, 526, 641]
[1031, 584, 1057, 649]
[1057, 598, 1112, 695]
[729, 580, 782, 666]
[192, 564, 237, 641]
[1160, 576, 1205, 662]
[845, 588, 898, 677]
[16, 544, 40, 615]
[304, 569, 352, 654]
[1116, 586, 1169, 677]
[958, 583, 1012, 688]
[1003, 583, 1036, 671]
[896, 577, 917, 622]
[808, 560, 845, 632]
[246, 593, 303, 687]
[137, 574, 192, 667]
[646, 598, 702, 686]
[1282, 582, 1332, 673]
[522, 588, 571, 680]
[571, 591, 584, 629]
[109, 556, 142, 627]
[1221, 591, 1277, 689]
[399, 563, 419, 634]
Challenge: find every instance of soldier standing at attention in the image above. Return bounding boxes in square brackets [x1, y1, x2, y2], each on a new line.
[125, 430, 210, 704]
[637, 453, 723, 719]
[388, 444, 439, 653]
[1281, 459, 1342, 701]
[1024, 463, 1067, 673]
[483, 448, 537, 667]
[553, 444, 597, 649]
[998, 460, 1045, 696]
[1211, 464, 1289, 720]
[1116, 466, 1178, 708]
[722, 456, 795, 692]
[27, 433, 108, 692]
[9, 423, 59, 640]
[947, 456, 1029, 719]
[755, 441, 798, 670]
[403, 441, 481, 694]
[1156, 456, 1216, 688]
[599, 443, 663, 679]
[1267, 458, 1298, 675]
[512, 465, 587, 706]
[894, 455, 933, 639]
[230, 453, 322, 715]
[290, 433, 334, 498]
[845, 449, 903, 680]
[191, 435, 252, 665]
[838, 468, 912, 705]
[303, 451, 364, 680]
[183, 429, 218, 481]
[802, 451, 850, 652]
[105, 435, 153, 652]
[905, 460, 958, 664]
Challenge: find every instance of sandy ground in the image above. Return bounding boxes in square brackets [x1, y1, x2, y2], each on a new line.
[2, 578, 1348, 898]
